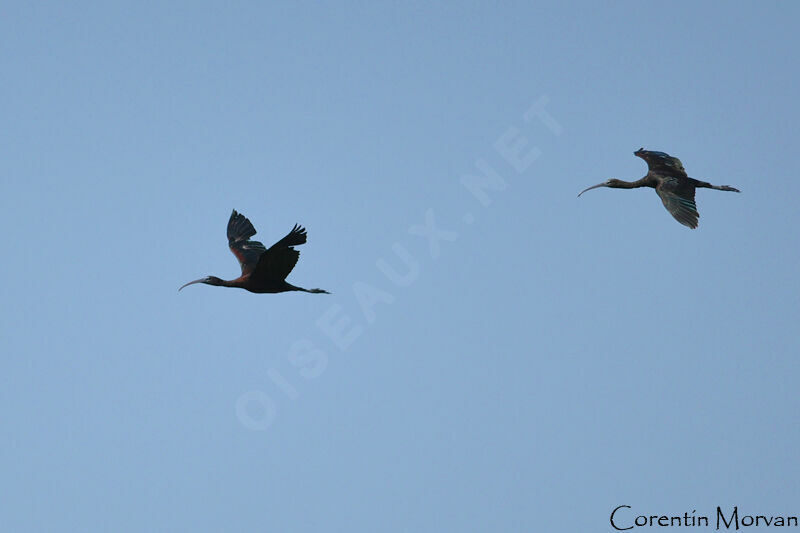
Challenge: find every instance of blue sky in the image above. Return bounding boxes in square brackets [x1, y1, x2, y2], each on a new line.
[2, 2, 799, 531]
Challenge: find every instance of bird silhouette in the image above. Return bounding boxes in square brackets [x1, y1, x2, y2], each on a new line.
[180, 210, 330, 294]
[578, 148, 740, 228]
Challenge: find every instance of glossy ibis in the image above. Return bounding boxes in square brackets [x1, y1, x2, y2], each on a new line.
[578, 148, 740, 228]
[180, 210, 330, 294]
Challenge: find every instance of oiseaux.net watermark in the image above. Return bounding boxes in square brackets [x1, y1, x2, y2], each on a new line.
[236, 95, 563, 431]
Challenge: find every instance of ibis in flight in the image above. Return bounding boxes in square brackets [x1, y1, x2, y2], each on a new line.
[578, 148, 740, 228]
[179, 210, 330, 294]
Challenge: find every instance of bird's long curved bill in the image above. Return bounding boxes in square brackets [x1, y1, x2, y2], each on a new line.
[577, 183, 607, 197]
[178, 278, 205, 291]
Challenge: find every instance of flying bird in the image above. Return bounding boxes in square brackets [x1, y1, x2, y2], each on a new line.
[578, 148, 740, 228]
[179, 210, 330, 294]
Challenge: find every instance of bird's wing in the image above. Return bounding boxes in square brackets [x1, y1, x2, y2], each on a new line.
[227, 210, 267, 275]
[639, 151, 688, 177]
[656, 178, 699, 229]
[252, 224, 308, 281]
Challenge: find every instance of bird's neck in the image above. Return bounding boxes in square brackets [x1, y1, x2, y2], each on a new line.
[612, 176, 654, 189]
[205, 276, 245, 288]
[221, 277, 247, 289]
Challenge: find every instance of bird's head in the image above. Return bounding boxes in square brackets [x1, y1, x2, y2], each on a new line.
[578, 179, 624, 196]
[178, 276, 224, 291]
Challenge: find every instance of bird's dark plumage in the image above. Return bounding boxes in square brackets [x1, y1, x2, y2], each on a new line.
[227, 210, 267, 276]
[578, 148, 740, 229]
[254, 224, 307, 282]
[179, 210, 329, 294]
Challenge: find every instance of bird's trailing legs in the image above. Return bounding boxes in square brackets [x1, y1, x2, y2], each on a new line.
[280, 281, 330, 294]
[696, 181, 740, 193]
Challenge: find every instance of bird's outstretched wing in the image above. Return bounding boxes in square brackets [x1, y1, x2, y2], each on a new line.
[656, 178, 699, 229]
[636, 149, 687, 177]
[252, 224, 308, 282]
[227, 210, 267, 275]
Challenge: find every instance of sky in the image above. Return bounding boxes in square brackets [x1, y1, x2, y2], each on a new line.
[2, 1, 799, 531]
